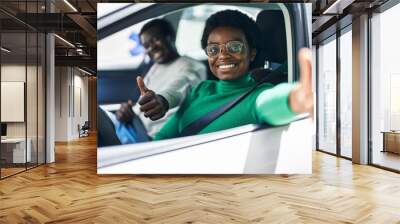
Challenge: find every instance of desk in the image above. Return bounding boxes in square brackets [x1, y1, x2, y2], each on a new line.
[1, 138, 31, 163]
[382, 131, 400, 154]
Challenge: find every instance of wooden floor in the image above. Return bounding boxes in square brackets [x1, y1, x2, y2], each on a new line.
[1, 135, 400, 223]
[1, 163, 45, 178]
[0, 167, 26, 178]
[372, 150, 400, 171]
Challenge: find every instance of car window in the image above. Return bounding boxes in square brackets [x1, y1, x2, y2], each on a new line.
[97, 19, 151, 71]
[98, 4, 292, 73]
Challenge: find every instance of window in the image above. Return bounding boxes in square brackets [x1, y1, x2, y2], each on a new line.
[0, 1, 46, 179]
[317, 35, 337, 155]
[371, 3, 400, 171]
[339, 27, 352, 158]
[97, 20, 148, 71]
[97, 3, 293, 104]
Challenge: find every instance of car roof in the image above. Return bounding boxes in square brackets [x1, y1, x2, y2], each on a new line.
[97, 3, 284, 41]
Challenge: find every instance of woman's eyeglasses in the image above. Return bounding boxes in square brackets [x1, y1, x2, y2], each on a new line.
[205, 41, 244, 57]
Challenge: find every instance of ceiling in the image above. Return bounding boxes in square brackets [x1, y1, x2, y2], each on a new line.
[0, 0, 395, 74]
[311, 0, 390, 43]
[0, 0, 99, 73]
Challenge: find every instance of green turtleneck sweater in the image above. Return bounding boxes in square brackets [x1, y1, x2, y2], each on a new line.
[154, 74, 297, 140]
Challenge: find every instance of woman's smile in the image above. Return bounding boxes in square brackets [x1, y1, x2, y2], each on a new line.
[217, 62, 238, 71]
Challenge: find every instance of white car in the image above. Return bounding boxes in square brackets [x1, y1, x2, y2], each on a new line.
[97, 3, 312, 174]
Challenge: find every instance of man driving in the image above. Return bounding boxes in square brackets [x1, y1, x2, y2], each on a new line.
[107, 19, 207, 144]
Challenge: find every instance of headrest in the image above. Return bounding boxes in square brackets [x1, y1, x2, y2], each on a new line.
[256, 10, 287, 65]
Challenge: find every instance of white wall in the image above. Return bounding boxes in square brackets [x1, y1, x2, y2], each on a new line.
[1, 65, 38, 138]
[55, 67, 89, 141]
[55, 67, 69, 141]
[1, 65, 25, 139]
[1, 63, 46, 164]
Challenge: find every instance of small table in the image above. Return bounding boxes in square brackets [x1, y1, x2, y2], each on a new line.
[381, 131, 400, 154]
[1, 138, 31, 164]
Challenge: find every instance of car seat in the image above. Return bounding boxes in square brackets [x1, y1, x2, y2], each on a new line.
[251, 10, 288, 85]
[97, 107, 121, 147]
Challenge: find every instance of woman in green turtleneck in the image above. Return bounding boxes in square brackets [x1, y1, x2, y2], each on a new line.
[153, 10, 313, 140]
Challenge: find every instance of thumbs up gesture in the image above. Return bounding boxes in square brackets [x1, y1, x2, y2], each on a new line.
[289, 48, 314, 118]
[137, 76, 148, 96]
[137, 76, 170, 121]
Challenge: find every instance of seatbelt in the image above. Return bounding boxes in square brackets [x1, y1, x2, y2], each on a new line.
[178, 76, 270, 137]
[132, 114, 152, 142]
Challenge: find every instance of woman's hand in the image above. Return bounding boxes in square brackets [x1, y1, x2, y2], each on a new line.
[289, 48, 314, 118]
[137, 76, 169, 121]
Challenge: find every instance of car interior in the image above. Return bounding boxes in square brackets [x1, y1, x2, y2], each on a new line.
[98, 4, 294, 105]
[97, 3, 301, 146]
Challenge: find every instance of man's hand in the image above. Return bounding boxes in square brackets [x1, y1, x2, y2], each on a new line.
[137, 76, 169, 121]
[289, 48, 314, 119]
[116, 100, 135, 123]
